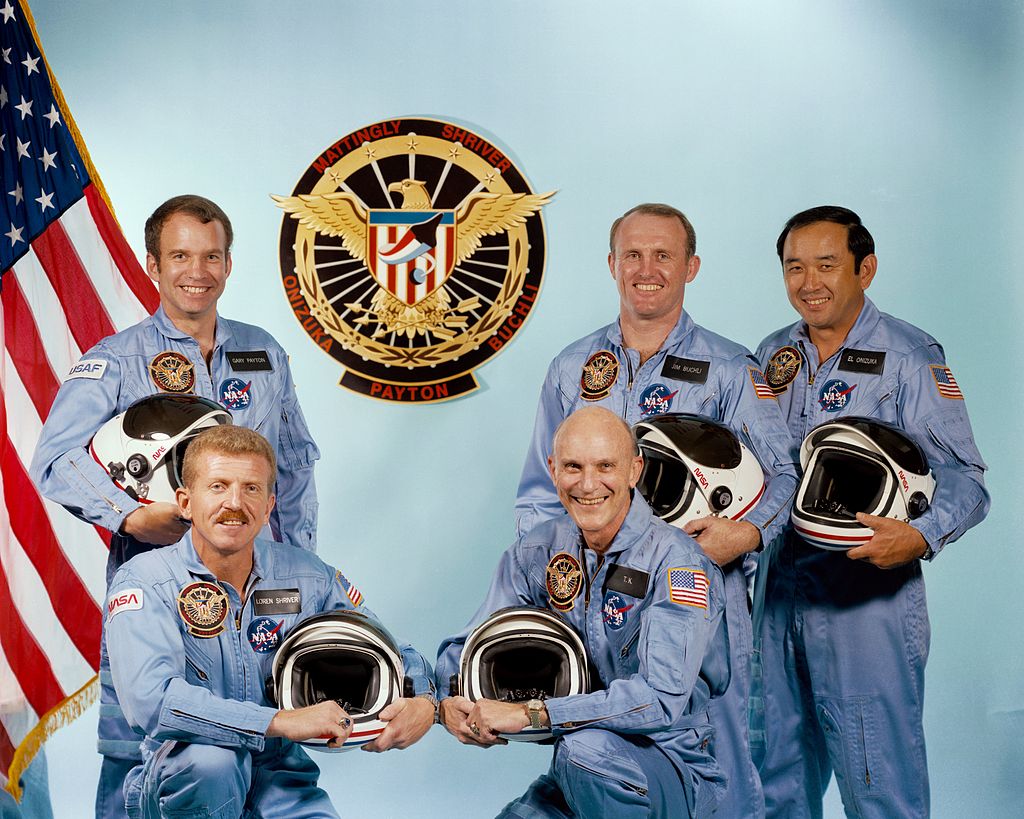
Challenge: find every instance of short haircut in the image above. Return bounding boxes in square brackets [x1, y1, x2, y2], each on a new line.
[144, 194, 234, 259]
[776, 206, 875, 272]
[181, 426, 276, 490]
[609, 203, 697, 259]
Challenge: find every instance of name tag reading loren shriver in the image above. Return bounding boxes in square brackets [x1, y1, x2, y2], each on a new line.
[253, 589, 301, 616]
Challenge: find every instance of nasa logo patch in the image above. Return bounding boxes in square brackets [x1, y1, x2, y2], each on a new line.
[580, 350, 619, 401]
[601, 591, 634, 630]
[638, 383, 678, 416]
[818, 379, 856, 413]
[247, 617, 284, 653]
[219, 378, 253, 410]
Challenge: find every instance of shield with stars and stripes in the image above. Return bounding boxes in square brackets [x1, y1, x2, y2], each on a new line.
[367, 210, 456, 306]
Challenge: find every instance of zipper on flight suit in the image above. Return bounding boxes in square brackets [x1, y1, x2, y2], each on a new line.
[580, 541, 603, 611]
[70, 459, 123, 514]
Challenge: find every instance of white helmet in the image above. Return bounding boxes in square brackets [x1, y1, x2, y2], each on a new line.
[89, 394, 231, 504]
[458, 606, 589, 743]
[633, 413, 766, 526]
[792, 417, 935, 550]
[270, 610, 408, 752]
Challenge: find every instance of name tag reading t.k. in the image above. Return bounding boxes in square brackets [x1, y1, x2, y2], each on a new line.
[252, 588, 301, 615]
[605, 564, 650, 598]
[837, 348, 886, 375]
[662, 356, 710, 384]
[227, 351, 273, 372]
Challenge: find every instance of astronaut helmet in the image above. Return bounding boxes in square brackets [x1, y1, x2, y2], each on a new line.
[459, 606, 589, 743]
[792, 416, 935, 550]
[89, 394, 231, 504]
[632, 413, 766, 527]
[269, 610, 409, 752]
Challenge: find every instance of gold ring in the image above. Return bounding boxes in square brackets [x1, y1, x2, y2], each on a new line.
[469, 722, 481, 736]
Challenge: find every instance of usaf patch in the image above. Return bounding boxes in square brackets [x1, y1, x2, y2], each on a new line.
[838, 348, 886, 375]
[252, 588, 301, 616]
[177, 581, 229, 638]
[546, 552, 583, 612]
[107, 588, 143, 619]
[66, 359, 108, 381]
[247, 617, 284, 653]
[149, 351, 195, 393]
[226, 350, 273, 372]
[219, 378, 253, 410]
[765, 346, 801, 394]
[662, 355, 709, 384]
[580, 350, 619, 401]
[605, 564, 649, 598]
[818, 379, 856, 413]
[601, 591, 634, 631]
[335, 571, 363, 607]
[638, 383, 678, 416]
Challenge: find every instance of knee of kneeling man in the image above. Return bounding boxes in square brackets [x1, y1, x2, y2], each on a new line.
[156, 743, 249, 798]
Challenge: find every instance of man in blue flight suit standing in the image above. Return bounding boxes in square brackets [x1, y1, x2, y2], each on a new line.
[30, 195, 321, 818]
[753, 206, 989, 818]
[440, 407, 730, 817]
[516, 203, 797, 817]
[106, 425, 436, 818]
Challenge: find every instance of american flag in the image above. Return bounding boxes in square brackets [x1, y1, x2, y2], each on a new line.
[0, 0, 157, 799]
[930, 364, 963, 400]
[336, 570, 363, 607]
[747, 366, 776, 400]
[668, 567, 709, 610]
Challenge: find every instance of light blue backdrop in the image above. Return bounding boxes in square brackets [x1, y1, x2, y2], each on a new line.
[30, 1, 1021, 816]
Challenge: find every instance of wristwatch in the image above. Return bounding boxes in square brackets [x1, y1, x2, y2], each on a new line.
[525, 698, 545, 730]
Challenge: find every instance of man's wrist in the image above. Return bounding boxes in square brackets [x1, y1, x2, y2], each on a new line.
[416, 692, 439, 724]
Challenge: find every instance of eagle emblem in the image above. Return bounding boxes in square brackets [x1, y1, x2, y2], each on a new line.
[275, 118, 552, 403]
[149, 351, 195, 394]
[580, 350, 620, 401]
[177, 581, 229, 638]
[546, 552, 584, 612]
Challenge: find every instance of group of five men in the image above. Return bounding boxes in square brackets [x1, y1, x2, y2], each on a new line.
[25, 195, 987, 818]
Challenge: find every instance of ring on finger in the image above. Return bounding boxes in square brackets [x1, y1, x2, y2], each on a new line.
[469, 722, 481, 736]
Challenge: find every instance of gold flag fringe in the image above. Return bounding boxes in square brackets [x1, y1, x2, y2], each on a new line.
[4, 676, 98, 801]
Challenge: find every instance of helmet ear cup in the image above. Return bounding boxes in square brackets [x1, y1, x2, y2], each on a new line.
[710, 486, 732, 511]
[126, 454, 151, 481]
[907, 492, 929, 518]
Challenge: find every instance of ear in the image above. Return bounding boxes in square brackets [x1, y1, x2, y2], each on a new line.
[857, 254, 877, 291]
[146, 253, 159, 282]
[628, 454, 643, 488]
[607, 251, 616, 281]
[176, 486, 191, 519]
[263, 493, 276, 526]
[224, 251, 233, 280]
[685, 254, 701, 284]
[547, 455, 557, 487]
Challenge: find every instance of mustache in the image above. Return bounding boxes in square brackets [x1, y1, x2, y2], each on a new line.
[216, 511, 249, 524]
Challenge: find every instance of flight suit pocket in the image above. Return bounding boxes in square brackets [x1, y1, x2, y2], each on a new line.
[818, 698, 892, 801]
[641, 609, 694, 695]
[183, 646, 213, 686]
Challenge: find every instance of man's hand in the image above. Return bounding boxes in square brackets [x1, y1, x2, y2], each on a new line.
[362, 696, 435, 753]
[846, 513, 929, 569]
[683, 517, 760, 566]
[120, 502, 190, 545]
[267, 701, 352, 749]
[438, 695, 508, 748]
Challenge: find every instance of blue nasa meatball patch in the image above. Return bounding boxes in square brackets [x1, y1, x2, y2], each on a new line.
[247, 617, 283, 653]
[818, 379, 856, 413]
[219, 378, 253, 410]
[602, 591, 634, 630]
[638, 383, 679, 416]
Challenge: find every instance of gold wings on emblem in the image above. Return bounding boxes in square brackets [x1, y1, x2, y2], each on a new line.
[271, 192, 369, 264]
[453, 191, 554, 265]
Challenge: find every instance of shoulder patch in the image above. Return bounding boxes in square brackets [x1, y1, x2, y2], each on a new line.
[335, 570, 363, 607]
[668, 567, 709, 610]
[580, 350, 619, 401]
[747, 366, 777, 400]
[66, 359, 108, 381]
[765, 346, 801, 394]
[107, 588, 143, 619]
[929, 365, 963, 400]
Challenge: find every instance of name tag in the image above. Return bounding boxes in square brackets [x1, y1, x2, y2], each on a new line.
[604, 564, 649, 598]
[227, 351, 273, 372]
[253, 588, 301, 615]
[838, 348, 886, 375]
[662, 356, 709, 384]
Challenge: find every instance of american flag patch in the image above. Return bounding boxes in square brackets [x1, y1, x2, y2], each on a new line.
[929, 365, 963, 400]
[336, 571, 363, 607]
[748, 367, 776, 400]
[668, 568, 709, 609]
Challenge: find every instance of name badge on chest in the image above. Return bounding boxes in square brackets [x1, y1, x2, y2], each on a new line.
[604, 564, 649, 598]
[252, 588, 301, 615]
[662, 356, 709, 384]
[226, 351, 273, 372]
[837, 348, 886, 375]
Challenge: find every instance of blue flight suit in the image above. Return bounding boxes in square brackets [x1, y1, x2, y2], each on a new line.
[438, 496, 730, 818]
[516, 310, 798, 817]
[752, 297, 989, 818]
[29, 306, 321, 819]
[106, 533, 435, 819]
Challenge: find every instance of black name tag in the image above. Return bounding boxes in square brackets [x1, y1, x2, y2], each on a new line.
[838, 348, 886, 375]
[662, 356, 709, 384]
[253, 588, 301, 615]
[605, 564, 649, 598]
[227, 351, 273, 372]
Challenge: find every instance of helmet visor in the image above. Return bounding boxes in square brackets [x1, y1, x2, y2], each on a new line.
[643, 413, 742, 469]
[123, 395, 228, 440]
[637, 443, 698, 522]
[479, 639, 572, 702]
[288, 646, 382, 714]
[800, 449, 888, 521]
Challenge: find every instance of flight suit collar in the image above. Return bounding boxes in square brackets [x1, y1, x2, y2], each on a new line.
[152, 305, 233, 348]
[789, 297, 882, 368]
[175, 530, 264, 585]
[608, 309, 696, 354]
[587, 493, 654, 560]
